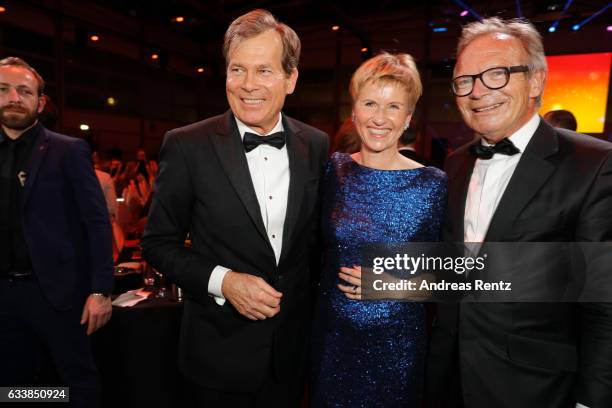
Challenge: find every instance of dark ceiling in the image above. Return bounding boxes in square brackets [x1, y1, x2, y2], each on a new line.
[94, 0, 611, 53]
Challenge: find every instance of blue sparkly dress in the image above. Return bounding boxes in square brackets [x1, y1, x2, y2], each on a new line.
[311, 152, 447, 408]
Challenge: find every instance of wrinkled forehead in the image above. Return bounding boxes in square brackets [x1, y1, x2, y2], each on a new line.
[454, 33, 526, 76]
[228, 29, 283, 61]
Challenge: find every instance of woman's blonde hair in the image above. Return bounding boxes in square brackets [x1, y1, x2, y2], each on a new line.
[349, 52, 422, 112]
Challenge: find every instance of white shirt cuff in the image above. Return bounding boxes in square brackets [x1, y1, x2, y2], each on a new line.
[576, 403, 589, 408]
[208, 265, 230, 306]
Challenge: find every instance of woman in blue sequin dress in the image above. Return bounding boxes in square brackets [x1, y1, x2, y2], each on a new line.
[311, 53, 447, 407]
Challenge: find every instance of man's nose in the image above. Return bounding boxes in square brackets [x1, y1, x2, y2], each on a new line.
[241, 72, 258, 91]
[6, 87, 20, 101]
[470, 77, 489, 98]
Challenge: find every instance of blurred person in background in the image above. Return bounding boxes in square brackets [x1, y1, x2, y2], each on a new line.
[543, 109, 578, 131]
[330, 116, 360, 153]
[398, 126, 430, 165]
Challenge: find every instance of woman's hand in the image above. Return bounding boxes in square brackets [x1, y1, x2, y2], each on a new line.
[338, 265, 362, 300]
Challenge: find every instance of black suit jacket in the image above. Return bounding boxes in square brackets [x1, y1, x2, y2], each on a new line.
[142, 111, 329, 392]
[18, 127, 114, 310]
[427, 119, 612, 408]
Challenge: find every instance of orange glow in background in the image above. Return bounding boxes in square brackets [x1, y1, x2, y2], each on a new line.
[540, 53, 611, 133]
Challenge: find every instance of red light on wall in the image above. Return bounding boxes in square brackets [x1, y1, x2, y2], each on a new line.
[151, 54, 159, 60]
[174, 16, 185, 23]
[90, 35, 99, 42]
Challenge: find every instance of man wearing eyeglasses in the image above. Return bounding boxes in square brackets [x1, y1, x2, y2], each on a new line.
[426, 18, 612, 408]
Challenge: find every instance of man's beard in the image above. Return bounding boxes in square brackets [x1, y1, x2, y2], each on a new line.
[0, 104, 38, 131]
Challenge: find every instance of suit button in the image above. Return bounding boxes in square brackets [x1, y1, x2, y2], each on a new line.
[449, 329, 456, 337]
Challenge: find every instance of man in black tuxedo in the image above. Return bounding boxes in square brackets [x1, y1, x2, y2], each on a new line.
[426, 18, 612, 408]
[142, 9, 328, 407]
[0, 57, 114, 407]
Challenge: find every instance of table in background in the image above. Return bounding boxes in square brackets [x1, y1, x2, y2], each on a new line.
[92, 297, 187, 407]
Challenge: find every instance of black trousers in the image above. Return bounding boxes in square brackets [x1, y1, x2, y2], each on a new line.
[0, 277, 99, 408]
[190, 383, 301, 408]
[189, 367, 305, 408]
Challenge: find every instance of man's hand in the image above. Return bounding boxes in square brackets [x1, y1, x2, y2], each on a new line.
[222, 271, 282, 320]
[80, 294, 112, 335]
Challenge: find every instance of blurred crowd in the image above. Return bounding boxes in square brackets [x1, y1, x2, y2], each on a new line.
[91, 147, 158, 261]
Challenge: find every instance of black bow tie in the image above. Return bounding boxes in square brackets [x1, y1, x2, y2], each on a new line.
[469, 138, 520, 160]
[243, 131, 286, 152]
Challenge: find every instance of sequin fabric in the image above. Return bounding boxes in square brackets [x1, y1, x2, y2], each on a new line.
[311, 152, 447, 408]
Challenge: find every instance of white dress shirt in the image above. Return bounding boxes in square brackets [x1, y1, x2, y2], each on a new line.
[464, 114, 539, 243]
[207, 114, 290, 305]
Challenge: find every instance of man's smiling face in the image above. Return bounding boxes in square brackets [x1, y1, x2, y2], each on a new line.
[225, 29, 298, 134]
[454, 33, 543, 143]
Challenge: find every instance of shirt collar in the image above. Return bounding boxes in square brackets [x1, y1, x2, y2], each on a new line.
[234, 113, 284, 141]
[481, 113, 540, 153]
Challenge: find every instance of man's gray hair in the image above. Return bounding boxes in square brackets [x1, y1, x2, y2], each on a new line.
[223, 9, 301, 77]
[457, 17, 547, 104]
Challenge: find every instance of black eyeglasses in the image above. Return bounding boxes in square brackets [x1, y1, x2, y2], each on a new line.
[451, 65, 529, 97]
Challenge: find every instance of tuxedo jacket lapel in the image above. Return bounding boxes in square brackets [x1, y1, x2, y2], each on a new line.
[484, 120, 559, 242]
[211, 111, 272, 249]
[22, 128, 50, 207]
[279, 116, 309, 263]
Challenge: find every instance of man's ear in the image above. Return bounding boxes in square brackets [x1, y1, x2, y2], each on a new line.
[529, 70, 546, 100]
[37, 95, 46, 114]
[286, 68, 299, 95]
